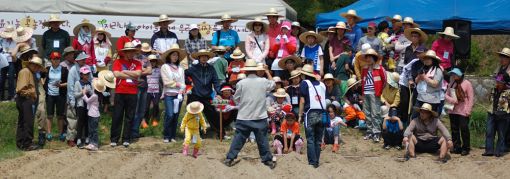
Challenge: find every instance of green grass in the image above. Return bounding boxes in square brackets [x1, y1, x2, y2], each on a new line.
[0, 102, 23, 160]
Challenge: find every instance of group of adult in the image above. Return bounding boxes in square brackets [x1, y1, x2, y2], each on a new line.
[2, 7, 510, 168]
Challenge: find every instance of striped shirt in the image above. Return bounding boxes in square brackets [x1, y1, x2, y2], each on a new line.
[364, 70, 375, 94]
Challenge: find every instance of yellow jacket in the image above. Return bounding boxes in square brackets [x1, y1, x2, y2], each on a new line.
[381, 85, 400, 107]
[180, 112, 207, 131]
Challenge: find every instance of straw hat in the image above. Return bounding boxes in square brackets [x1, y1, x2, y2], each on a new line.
[187, 101, 204, 114]
[289, 70, 301, 80]
[28, 56, 44, 68]
[413, 103, 438, 118]
[98, 70, 116, 89]
[278, 55, 302, 69]
[386, 14, 403, 23]
[215, 14, 238, 25]
[42, 14, 66, 27]
[421, 50, 441, 62]
[13, 27, 34, 43]
[237, 73, 247, 80]
[273, 88, 288, 98]
[396, 17, 420, 28]
[94, 27, 111, 38]
[62, 46, 78, 57]
[323, 73, 340, 84]
[346, 76, 360, 91]
[265, 8, 284, 17]
[386, 72, 400, 88]
[300, 64, 316, 78]
[497, 47, 510, 58]
[92, 78, 107, 93]
[340, 9, 362, 22]
[361, 48, 380, 60]
[241, 59, 264, 71]
[121, 42, 139, 51]
[148, 54, 164, 66]
[73, 19, 96, 36]
[437, 27, 460, 39]
[140, 43, 153, 53]
[299, 31, 324, 45]
[161, 44, 186, 62]
[191, 49, 214, 59]
[291, 21, 306, 33]
[332, 21, 349, 30]
[214, 46, 227, 52]
[230, 48, 245, 59]
[319, 27, 335, 37]
[0, 25, 16, 38]
[246, 17, 269, 32]
[404, 28, 428, 43]
[273, 76, 282, 83]
[153, 14, 175, 26]
[18, 45, 38, 58]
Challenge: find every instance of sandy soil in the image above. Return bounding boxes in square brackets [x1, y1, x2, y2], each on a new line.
[1, 129, 509, 179]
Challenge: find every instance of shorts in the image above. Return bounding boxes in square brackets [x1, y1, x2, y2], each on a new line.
[46, 95, 65, 117]
[415, 137, 441, 153]
[274, 134, 301, 150]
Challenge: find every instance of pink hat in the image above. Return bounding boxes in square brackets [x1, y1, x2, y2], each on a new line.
[368, 22, 377, 28]
[281, 21, 291, 30]
[80, 66, 91, 74]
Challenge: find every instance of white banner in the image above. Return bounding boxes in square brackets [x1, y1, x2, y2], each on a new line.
[0, 12, 254, 40]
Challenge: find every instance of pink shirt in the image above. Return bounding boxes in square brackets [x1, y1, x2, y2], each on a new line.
[445, 80, 474, 117]
[83, 93, 100, 118]
[431, 38, 454, 69]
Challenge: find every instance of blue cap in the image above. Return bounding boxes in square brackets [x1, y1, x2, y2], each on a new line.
[448, 68, 463, 77]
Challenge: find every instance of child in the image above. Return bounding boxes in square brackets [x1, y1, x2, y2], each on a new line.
[227, 48, 245, 84]
[278, 55, 302, 83]
[322, 104, 347, 152]
[299, 31, 324, 76]
[146, 54, 162, 127]
[216, 85, 238, 139]
[74, 66, 93, 149]
[82, 78, 106, 151]
[209, 46, 228, 84]
[343, 76, 366, 128]
[382, 108, 404, 150]
[272, 113, 304, 155]
[180, 102, 207, 158]
[267, 88, 292, 135]
[286, 70, 301, 115]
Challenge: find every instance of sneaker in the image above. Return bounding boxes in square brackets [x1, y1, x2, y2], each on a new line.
[77, 139, 82, 146]
[163, 139, 170, 143]
[461, 150, 470, 156]
[152, 120, 159, 127]
[171, 139, 177, 143]
[46, 133, 53, 141]
[141, 120, 149, 129]
[85, 137, 90, 144]
[84, 144, 94, 150]
[395, 146, 402, 150]
[384, 145, 391, 150]
[372, 134, 380, 143]
[363, 133, 372, 140]
[263, 161, 276, 169]
[223, 135, 232, 140]
[59, 134, 66, 142]
[224, 159, 234, 167]
[122, 142, 130, 147]
[110, 142, 117, 147]
[77, 143, 85, 149]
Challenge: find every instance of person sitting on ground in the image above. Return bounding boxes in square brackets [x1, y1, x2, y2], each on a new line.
[272, 113, 304, 155]
[382, 108, 403, 150]
[180, 102, 207, 158]
[322, 104, 347, 153]
[215, 84, 238, 140]
[267, 88, 292, 135]
[343, 76, 366, 128]
[403, 103, 453, 163]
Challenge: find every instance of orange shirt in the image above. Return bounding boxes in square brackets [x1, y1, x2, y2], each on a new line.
[280, 120, 300, 135]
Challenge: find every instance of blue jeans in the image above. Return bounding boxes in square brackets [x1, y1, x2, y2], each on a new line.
[0, 62, 15, 100]
[163, 95, 181, 140]
[485, 113, 509, 155]
[88, 116, 99, 146]
[226, 119, 273, 162]
[305, 111, 324, 166]
[132, 87, 148, 138]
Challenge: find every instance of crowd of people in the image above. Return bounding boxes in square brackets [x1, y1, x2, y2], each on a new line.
[1, 8, 510, 169]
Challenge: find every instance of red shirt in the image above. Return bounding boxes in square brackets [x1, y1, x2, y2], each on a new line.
[112, 58, 142, 94]
[72, 38, 96, 66]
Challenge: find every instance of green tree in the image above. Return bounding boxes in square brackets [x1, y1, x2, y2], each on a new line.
[285, 0, 358, 29]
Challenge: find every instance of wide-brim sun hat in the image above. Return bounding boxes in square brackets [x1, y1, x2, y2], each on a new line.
[332, 21, 350, 30]
[273, 88, 288, 98]
[241, 59, 264, 71]
[148, 54, 164, 66]
[28, 56, 44, 68]
[420, 50, 441, 62]
[265, 7, 284, 17]
[291, 21, 307, 33]
[215, 14, 238, 25]
[323, 73, 340, 84]
[13, 27, 34, 43]
[153, 14, 175, 26]
[386, 14, 403, 23]
[300, 64, 316, 78]
[92, 78, 107, 93]
[340, 9, 362, 22]
[98, 70, 116, 89]
[319, 27, 335, 37]
[299, 31, 324, 45]
[437, 27, 460, 39]
[187, 101, 204, 114]
[289, 70, 301, 80]
[161, 44, 187, 62]
[246, 17, 269, 32]
[229, 48, 246, 59]
[140, 43, 153, 53]
[95, 27, 111, 38]
[278, 55, 302, 69]
[191, 49, 214, 59]
[404, 27, 428, 43]
[413, 103, 439, 118]
[497, 47, 510, 58]
[42, 14, 66, 27]
[121, 42, 139, 51]
[387, 72, 400, 88]
[346, 77, 360, 91]
[18, 45, 38, 58]
[0, 25, 16, 39]
[360, 48, 380, 60]
[73, 19, 96, 36]
[395, 17, 420, 28]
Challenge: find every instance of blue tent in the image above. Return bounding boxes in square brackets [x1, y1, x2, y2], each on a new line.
[315, 0, 510, 34]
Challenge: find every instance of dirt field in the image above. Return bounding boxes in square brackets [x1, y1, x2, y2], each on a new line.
[1, 129, 509, 179]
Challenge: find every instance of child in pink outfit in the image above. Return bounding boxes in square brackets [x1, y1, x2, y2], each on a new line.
[272, 113, 304, 155]
[81, 78, 105, 151]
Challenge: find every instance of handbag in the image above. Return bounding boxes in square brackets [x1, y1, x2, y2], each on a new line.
[310, 81, 331, 127]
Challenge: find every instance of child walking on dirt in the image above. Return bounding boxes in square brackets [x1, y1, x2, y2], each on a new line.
[180, 102, 207, 158]
[82, 78, 106, 151]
